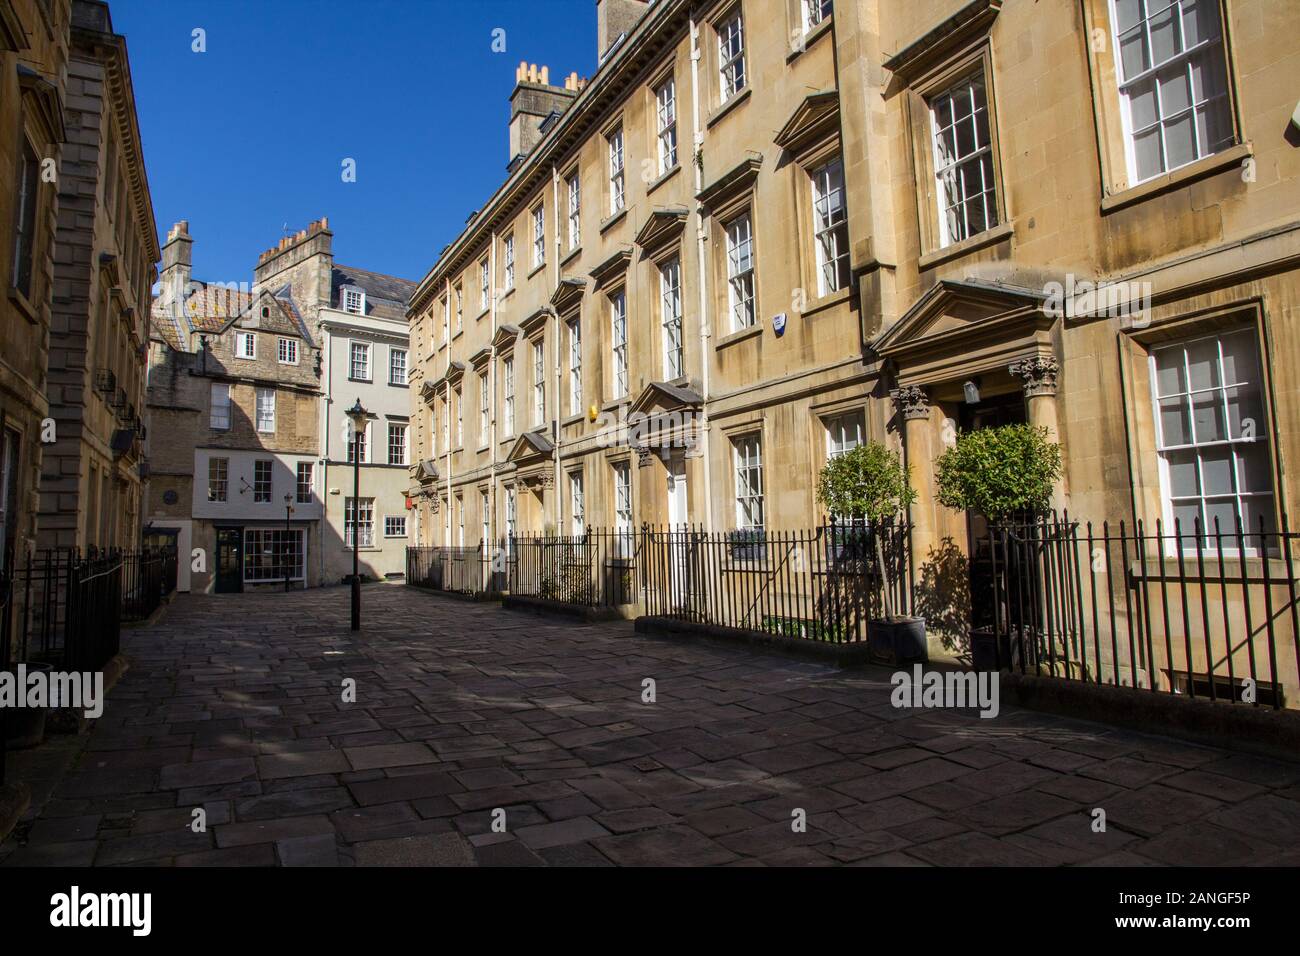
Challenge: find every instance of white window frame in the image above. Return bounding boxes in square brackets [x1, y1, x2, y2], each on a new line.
[718, 10, 747, 103]
[350, 341, 371, 381]
[384, 514, 408, 538]
[345, 497, 375, 548]
[277, 337, 298, 365]
[235, 331, 256, 359]
[608, 126, 625, 215]
[255, 387, 275, 434]
[610, 291, 628, 398]
[454, 386, 463, 446]
[929, 72, 999, 248]
[725, 212, 756, 332]
[567, 172, 581, 249]
[390, 347, 408, 386]
[296, 461, 313, 503]
[503, 234, 515, 289]
[811, 157, 849, 295]
[456, 495, 465, 547]
[207, 457, 228, 503]
[660, 257, 683, 379]
[532, 204, 545, 268]
[567, 318, 582, 415]
[1149, 327, 1274, 553]
[569, 470, 585, 536]
[533, 339, 545, 425]
[503, 357, 515, 435]
[253, 459, 273, 502]
[480, 257, 490, 309]
[479, 370, 490, 441]
[613, 461, 633, 557]
[732, 434, 764, 531]
[1109, 0, 1233, 186]
[388, 422, 408, 466]
[209, 383, 231, 430]
[343, 288, 365, 315]
[656, 77, 678, 174]
[454, 284, 464, 334]
[348, 421, 368, 464]
[825, 410, 864, 460]
[803, 0, 832, 33]
[481, 489, 491, 547]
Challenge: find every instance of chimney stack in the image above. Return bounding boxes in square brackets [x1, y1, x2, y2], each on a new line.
[509, 61, 580, 166]
[160, 220, 193, 327]
[596, 0, 650, 62]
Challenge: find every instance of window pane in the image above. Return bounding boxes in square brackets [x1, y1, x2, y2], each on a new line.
[1240, 496, 1276, 538]
[1166, 449, 1199, 497]
[1236, 444, 1272, 494]
[1181, 0, 1219, 46]
[1199, 446, 1235, 496]
[1184, 337, 1220, 390]
[1154, 347, 1186, 396]
[1224, 385, 1262, 440]
[1190, 392, 1225, 442]
[1118, 25, 1149, 80]
[1129, 79, 1158, 130]
[1163, 111, 1196, 169]
[1148, 4, 1178, 66]
[1134, 127, 1163, 182]
[1159, 395, 1191, 446]
[1158, 69, 1192, 117]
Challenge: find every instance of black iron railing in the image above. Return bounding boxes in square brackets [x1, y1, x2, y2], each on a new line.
[640, 521, 912, 643]
[65, 554, 122, 674]
[983, 513, 1300, 709]
[407, 543, 510, 597]
[121, 547, 177, 621]
[509, 528, 639, 607]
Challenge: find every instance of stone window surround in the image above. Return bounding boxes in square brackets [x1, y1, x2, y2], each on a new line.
[698, 157, 761, 349]
[1118, 298, 1283, 538]
[901, 42, 1009, 260]
[1079, 0, 1246, 212]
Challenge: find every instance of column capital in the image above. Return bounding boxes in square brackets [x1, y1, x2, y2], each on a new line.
[1009, 355, 1060, 397]
[890, 384, 930, 421]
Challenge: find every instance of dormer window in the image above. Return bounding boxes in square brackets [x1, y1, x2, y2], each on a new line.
[342, 287, 365, 315]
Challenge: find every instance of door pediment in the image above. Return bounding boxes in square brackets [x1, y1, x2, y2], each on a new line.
[873, 279, 1056, 385]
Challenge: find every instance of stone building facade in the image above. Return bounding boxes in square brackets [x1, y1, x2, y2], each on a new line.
[146, 218, 413, 590]
[36, 0, 158, 553]
[0, 0, 69, 570]
[408, 0, 1300, 688]
[408, 0, 866, 556]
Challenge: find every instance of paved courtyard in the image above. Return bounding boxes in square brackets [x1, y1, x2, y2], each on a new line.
[3, 583, 1299, 866]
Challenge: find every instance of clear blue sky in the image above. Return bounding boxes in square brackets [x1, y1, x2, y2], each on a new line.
[113, 0, 597, 287]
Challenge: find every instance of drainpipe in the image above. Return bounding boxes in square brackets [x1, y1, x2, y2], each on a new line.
[319, 326, 331, 586]
[489, 230, 499, 548]
[552, 163, 563, 531]
[444, 276, 452, 547]
[689, 14, 715, 533]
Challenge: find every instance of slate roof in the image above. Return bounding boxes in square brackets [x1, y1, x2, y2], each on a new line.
[150, 280, 256, 351]
[331, 264, 417, 321]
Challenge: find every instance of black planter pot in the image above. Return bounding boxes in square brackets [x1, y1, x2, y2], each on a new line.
[869, 617, 928, 665]
[2, 662, 53, 749]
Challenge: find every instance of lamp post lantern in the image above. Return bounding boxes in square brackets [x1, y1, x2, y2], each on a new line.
[346, 398, 368, 631]
[283, 494, 294, 592]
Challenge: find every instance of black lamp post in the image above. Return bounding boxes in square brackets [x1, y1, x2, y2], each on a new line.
[283, 494, 294, 592]
[346, 398, 368, 631]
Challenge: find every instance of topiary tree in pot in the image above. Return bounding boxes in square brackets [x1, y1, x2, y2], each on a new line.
[934, 423, 1063, 670]
[816, 441, 925, 662]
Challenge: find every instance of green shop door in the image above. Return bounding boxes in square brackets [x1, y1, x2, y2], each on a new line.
[215, 527, 243, 593]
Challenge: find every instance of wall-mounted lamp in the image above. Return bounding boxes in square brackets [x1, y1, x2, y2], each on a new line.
[963, 379, 982, 405]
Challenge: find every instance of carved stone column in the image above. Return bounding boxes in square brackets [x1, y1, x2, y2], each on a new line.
[1010, 355, 1063, 509]
[891, 384, 937, 594]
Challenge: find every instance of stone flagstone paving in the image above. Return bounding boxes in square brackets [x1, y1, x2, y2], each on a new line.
[3, 583, 1299, 866]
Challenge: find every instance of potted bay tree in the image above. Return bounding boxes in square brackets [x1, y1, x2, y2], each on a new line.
[934, 423, 1062, 670]
[816, 441, 925, 662]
